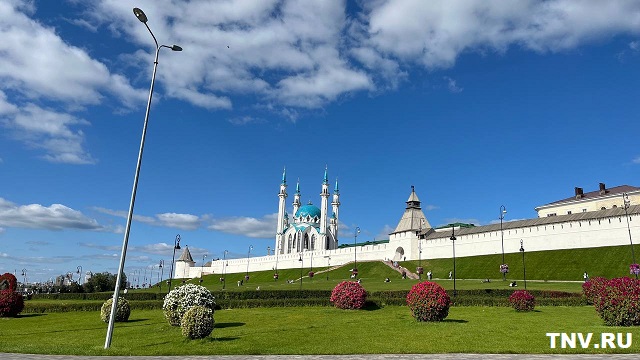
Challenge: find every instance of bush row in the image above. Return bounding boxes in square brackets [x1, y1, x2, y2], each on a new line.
[24, 300, 163, 313]
[31, 292, 162, 301]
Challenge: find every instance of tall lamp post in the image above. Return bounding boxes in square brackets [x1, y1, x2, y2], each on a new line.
[105, 7, 182, 349]
[274, 240, 280, 281]
[499, 205, 507, 281]
[299, 254, 303, 289]
[245, 245, 253, 281]
[267, 246, 271, 256]
[158, 260, 164, 292]
[76, 266, 83, 286]
[623, 193, 638, 279]
[168, 234, 182, 291]
[21, 269, 27, 292]
[450, 226, 457, 297]
[354, 227, 360, 277]
[520, 239, 527, 289]
[222, 250, 229, 290]
[143, 266, 148, 288]
[418, 219, 424, 279]
[201, 254, 207, 282]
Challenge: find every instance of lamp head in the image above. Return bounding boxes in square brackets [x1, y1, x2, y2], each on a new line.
[450, 236, 456, 241]
[171, 45, 182, 51]
[133, 8, 148, 23]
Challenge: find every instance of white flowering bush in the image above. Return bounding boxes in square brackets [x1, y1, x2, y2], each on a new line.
[163, 284, 215, 326]
[100, 297, 130, 323]
[181, 305, 215, 339]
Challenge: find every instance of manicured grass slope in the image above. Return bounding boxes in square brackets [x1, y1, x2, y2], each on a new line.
[402, 244, 640, 281]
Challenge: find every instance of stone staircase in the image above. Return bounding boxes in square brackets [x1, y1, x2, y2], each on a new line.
[382, 260, 419, 280]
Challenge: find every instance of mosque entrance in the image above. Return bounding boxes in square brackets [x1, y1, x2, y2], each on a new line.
[393, 247, 405, 261]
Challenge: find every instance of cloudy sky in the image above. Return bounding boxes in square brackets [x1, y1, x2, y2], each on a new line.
[2, 0, 640, 283]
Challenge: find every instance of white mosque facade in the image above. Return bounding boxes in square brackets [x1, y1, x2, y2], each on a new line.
[175, 174, 640, 279]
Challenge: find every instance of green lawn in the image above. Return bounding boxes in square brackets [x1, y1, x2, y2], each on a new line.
[1, 307, 638, 355]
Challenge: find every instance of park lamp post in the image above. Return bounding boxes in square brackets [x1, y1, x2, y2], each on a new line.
[354, 227, 361, 277]
[158, 260, 164, 292]
[450, 226, 457, 297]
[418, 219, 424, 279]
[222, 250, 229, 290]
[299, 254, 303, 289]
[105, 7, 182, 349]
[246, 245, 253, 281]
[520, 239, 527, 289]
[623, 193, 638, 279]
[169, 234, 182, 291]
[274, 240, 280, 281]
[21, 269, 27, 292]
[200, 254, 207, 283]
[76, 266, 83, 286]
[499, 205, 507, 281]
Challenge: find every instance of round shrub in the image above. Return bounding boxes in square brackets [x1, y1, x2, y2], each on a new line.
[163, 284, 215, 326]
[181, 305, 215, 339]
[0, 290, 25, 317]
[100, 297, 131, 322]
[509, 290, 535, 312]
[406, 281, 451, 321]
[330, 281, 367, 310]
[582, 276, 608, 304]
[594, 277, 640, 326]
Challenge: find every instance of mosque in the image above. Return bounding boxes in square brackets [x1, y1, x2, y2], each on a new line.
[174, 171, 640, 279]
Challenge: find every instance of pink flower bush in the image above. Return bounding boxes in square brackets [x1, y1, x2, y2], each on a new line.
[582, 276, 608, 304]
[509, 290, 535, 312]
[594, 277, 640, 326]
[0, 290, 24, 317]
[330, 281, 367, 310]
[406, 281, 451, 321]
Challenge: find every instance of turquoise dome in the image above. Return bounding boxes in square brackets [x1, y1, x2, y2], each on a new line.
[295, 204, 321, 220]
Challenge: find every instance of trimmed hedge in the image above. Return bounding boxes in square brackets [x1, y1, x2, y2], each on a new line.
[32, 292, 163, 301]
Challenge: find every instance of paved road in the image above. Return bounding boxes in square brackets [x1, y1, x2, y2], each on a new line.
[1, 354, 639, 360]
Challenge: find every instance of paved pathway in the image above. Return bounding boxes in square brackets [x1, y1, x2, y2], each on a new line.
[1, 354, 638, 360]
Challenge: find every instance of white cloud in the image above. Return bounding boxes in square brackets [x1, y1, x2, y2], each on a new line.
[423, 204, 439, 211]
[209, 213, 278, 238]
[443, 77, 463, 93]
[93, 207, 201, 230]
[375, 225, 395, 240]
[630, 41, 640, 51]
[364, 0, 640, 69]
[632, 156, 640, 164]
[0, 198, 110, 231]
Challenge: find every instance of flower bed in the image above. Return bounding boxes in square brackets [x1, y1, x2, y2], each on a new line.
[330, 281, 366, 310]
[508, 290, 535, 311]
[406, 281, 450, 321]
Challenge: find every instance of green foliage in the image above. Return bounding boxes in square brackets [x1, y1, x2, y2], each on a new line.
[163, 284, 215, 326]
[330, 281, 367, 310]
[181, 306, 214, 339]
[406, 281, 451, 321]
[100, 297, 131, 322]
[82, 272, 126, 293]
[509, 290, 535, 311]
[0, 289, 24, 317]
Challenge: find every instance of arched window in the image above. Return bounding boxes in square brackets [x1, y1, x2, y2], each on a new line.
[304, 233, 309, 250]
[288, 234, 293, 254]
[311, 234, 316, 250]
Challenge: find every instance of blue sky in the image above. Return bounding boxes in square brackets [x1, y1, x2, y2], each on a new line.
[2, 0, 640, 284]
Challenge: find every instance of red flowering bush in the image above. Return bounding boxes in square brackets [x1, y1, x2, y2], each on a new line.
[594, 277, 640, 326]
[406, 281, 450, 321]
[0, 290, 24, 317]
[330, 281, 367, 310]
[509, 290, 535, 312]
[582, 276, 608, 304]
[0, 273, 17, 292]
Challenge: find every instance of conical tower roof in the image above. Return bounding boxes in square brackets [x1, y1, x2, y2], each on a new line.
[391, 186, 431, 234]
[177, 246, 194, 262]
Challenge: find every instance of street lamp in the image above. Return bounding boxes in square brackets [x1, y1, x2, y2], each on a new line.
[499, 205, 507, 281]
[450, 226, 457, 297]
[274, 240, 280, 281]
[143, 266, 148, 288]
[21, 269, 27, 291]
[201, 254, 208, 279]
[520, 239, 527, 289]
[169, 234, 182, 291]
[245, 245, 253, 281]
[354, 227, 361, 278]
[222, 250, 229, 290]
[105, 7, 182, 349]
[299, 254, 303, 289]
[76, 266, 83, 285]
[158, 260, 164, 292]
[267, 246, 271, 256]
[623, 193, 638, 279]
[418, 219, 424, 279]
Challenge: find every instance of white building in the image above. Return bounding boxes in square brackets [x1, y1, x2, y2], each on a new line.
[175, 179, 640, 279]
